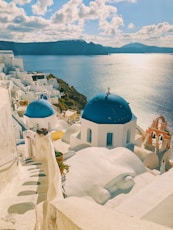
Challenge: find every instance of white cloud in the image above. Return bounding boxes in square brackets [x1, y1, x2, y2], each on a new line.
[0, 0, 131, 43]
[107, 0, 137, 3]
[117, 22, 173, 47]
[128, 23, 135, 29]
[51, 0, 82, 23]
[0, 1, 26, 24]
[12, 0, 32, 5]
[79, 1, 101, 20]
[32, 0, 54, 16]
[50, 0, 84, 37]
[133, 22, 173, 43]
[99, 16, 123, 35]
[0, 0, 173, 47]
[0, 1, 49, 41]
[51, 0, 123, 37]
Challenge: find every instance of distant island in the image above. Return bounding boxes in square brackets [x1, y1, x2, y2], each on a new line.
[0, 40, 173, 55]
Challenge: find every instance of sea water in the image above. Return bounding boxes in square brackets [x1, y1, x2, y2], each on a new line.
[18, 53, 173, 132]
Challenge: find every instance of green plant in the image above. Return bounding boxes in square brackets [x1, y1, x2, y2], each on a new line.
[55, 150, 63, 157]
[58, 162, 70, 174]
[36, 128, 48, 135]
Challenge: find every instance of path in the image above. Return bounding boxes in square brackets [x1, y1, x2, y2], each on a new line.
[0, 156, 48, 230]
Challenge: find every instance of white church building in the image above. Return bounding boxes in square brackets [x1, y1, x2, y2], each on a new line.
[23, 96, 57, 130]
[72, 90, 137, 151]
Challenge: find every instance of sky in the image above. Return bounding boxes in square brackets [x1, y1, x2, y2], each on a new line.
[0, 0, 173, 47]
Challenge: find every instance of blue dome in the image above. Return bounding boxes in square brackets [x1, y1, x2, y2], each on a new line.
[40, 94, 48, 100]
[82, 93, 132, 124]
[25, 99, 55, 118]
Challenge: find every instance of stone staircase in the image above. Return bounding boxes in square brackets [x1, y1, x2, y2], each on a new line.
[0, 157, 48, 230]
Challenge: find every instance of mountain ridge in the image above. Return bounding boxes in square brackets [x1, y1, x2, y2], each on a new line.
[0, 40, 173, 55]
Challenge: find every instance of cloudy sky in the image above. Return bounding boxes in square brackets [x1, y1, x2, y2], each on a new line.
[0, 0, 173, 47]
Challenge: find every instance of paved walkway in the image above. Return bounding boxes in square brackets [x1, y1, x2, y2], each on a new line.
[0, 156, 48, 230]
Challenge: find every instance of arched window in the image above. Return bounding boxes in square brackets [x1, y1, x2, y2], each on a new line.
[87, 128, 92, 143]
[159, 133, 164, 149]
[151, 131, 156, 146]
[107, 133, 113, 146]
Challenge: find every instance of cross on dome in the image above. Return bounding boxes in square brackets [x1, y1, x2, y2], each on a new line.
[106, 87, 111, 96]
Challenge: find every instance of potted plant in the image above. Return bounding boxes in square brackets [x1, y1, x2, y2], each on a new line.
[55, 150, 63, 164]
[54, 150, 70, 174]
[36, 128, 48, 135]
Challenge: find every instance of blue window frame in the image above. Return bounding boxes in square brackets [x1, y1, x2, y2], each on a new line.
[87, 129, 92, 143]
[107, 133, 113, 146]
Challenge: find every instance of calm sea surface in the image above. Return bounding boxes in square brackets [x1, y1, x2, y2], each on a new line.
[17, 54, 173, 131]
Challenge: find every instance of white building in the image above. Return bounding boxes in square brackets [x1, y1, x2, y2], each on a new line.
[0, 50, 23, 74]
[71, 91, 137, 151]
[24, 97, 57, 130]
[0, 82, 173, 230]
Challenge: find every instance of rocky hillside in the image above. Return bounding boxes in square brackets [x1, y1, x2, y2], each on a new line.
[47, 74, 87, 113]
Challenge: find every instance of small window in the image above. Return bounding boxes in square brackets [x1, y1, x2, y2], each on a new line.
[126, 130, 131, 143]
[87, 129, 92, 143]
[107, 133, 113, 146]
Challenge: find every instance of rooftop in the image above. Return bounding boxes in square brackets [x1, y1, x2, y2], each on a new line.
[82, 92, 133, 124]
[25, 99, 55, 118]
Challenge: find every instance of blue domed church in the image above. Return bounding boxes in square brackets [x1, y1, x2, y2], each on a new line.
[73, 90, 137, 150]
[24, 97, 56, 130]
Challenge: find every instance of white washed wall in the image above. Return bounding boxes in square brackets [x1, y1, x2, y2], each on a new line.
[0, 88, 17, 166]
[29, 128, 171, 230]
[0, 87, 17, 192]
